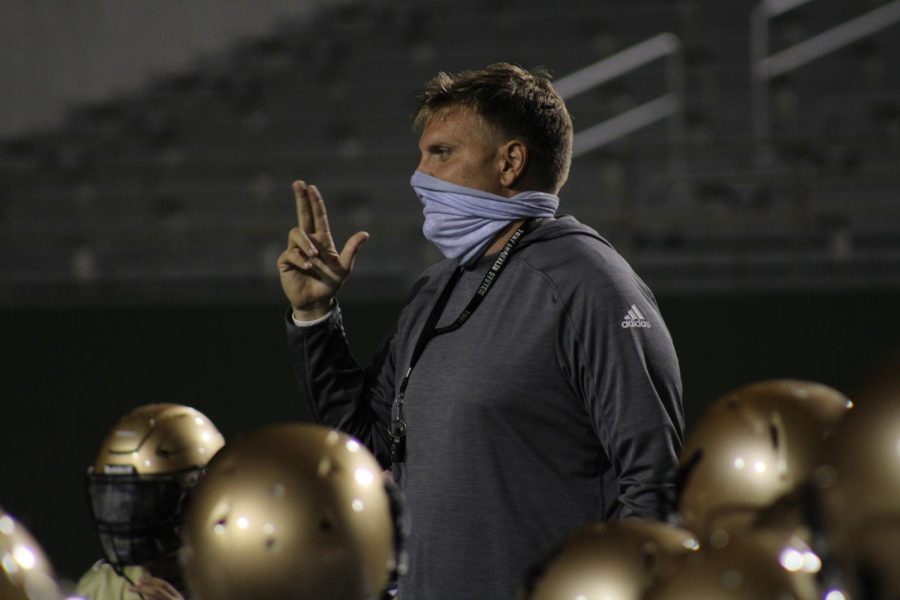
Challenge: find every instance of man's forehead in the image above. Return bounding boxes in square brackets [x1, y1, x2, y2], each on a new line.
[420, 105, 494, 141]
[423, 105, 471, 129]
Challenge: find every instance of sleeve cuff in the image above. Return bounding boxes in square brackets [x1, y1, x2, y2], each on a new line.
[291, 309, 333, 328]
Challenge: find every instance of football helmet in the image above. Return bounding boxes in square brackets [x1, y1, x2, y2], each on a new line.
[677, 379, 850, 534]
[520, 519, 699, 600]
[84, 403, 225, 567]
[181, 423, 397, 600]
[819, 390, 900, 599]
[0, 507, 63, 600]
[644, 532, 807, 599]
[747, 490, 826, 600]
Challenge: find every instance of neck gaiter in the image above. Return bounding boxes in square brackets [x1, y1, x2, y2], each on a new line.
[410, 170, 559, 264]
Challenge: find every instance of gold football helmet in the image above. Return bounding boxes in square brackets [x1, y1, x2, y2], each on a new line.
[819, 390, 900, 599]
[677, 379, 850, 535]
[0, 507, 63, 600]
[520, 519, 699, 600]
[181, 423, 396, 600]
[644, 532, 808, 599]
[674, 488, 829, 600]
[85, 403, 225, 567]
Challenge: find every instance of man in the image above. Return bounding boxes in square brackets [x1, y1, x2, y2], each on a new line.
[280, 63, 684, 599]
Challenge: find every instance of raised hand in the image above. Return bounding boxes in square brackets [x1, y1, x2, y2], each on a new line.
[278, 181, 369, 320]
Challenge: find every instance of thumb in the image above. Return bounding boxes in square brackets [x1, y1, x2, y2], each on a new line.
[339, 231, 369, 269]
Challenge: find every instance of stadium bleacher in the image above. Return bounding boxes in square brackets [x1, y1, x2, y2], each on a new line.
[1, 0, 898, 305]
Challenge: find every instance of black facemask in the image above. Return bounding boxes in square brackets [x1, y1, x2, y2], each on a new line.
[85, 469, 198, 566]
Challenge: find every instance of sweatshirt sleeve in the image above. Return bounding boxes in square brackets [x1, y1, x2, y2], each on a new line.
[285, 303, 396, 467]
[559, 257, 684, 520]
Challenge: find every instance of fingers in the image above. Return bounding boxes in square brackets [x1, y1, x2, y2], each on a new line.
[283, 181, 364, 293]
[306, 184, 331, 234]
[129, 576, 183, 600]
[278, 242, 336, 279]
[278, 247, 311, 273]
[287, 226, 319, 259]
[293, 181, 313, 231]
[339, 231, 370, 271]
[293, 181, 330, 237]
[279, 227, 331, 278]
[284, 225, 365, 274]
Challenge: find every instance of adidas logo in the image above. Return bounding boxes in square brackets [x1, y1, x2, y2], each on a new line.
[621, 304, 652, 329]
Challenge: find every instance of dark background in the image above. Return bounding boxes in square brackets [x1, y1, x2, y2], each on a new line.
[2, 290, 897, 581]
[2, 0, 900, 588]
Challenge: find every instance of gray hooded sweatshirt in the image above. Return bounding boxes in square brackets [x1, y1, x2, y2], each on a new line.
[287, 215, 684, 600]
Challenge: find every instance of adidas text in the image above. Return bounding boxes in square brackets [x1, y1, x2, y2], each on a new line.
[621, 319, 652, 328]
[621, 304, 652, 329]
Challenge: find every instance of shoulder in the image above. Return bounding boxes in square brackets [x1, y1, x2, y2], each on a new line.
[517, 217, 668, 334]
[76, 562, 147, 598]
[520, 216, 650, 298]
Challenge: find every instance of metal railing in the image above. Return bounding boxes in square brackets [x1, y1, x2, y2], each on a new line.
[554, 32, 685, 175]
[751, 0, 900, 148]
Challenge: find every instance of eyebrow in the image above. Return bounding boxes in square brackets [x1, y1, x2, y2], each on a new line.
[419, 131, 459, 151]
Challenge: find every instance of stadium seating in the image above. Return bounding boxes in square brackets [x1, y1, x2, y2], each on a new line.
[1, 0, 898, 304]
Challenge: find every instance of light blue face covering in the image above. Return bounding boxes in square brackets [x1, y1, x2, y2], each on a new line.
[410, 171, 559, 265]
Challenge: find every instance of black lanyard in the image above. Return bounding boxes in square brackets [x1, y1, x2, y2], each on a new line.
[389, 220, 536, 464]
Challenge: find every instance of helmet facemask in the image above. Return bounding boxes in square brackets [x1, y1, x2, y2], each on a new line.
[85, 466, 201, 567]
[84, 403, 224, 570]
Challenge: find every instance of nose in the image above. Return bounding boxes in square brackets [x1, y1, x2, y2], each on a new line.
[415, 154, 430, 176]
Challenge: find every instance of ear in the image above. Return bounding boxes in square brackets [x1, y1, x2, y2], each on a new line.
[498, 140, 528, 188]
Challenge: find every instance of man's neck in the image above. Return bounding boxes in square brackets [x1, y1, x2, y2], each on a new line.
[483, 219, 527, 256]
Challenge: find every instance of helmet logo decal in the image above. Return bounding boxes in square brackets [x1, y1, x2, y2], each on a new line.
[102, 464, 136, 475]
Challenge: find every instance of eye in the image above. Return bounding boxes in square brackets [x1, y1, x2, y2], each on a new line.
[430, 145, 451, 159]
